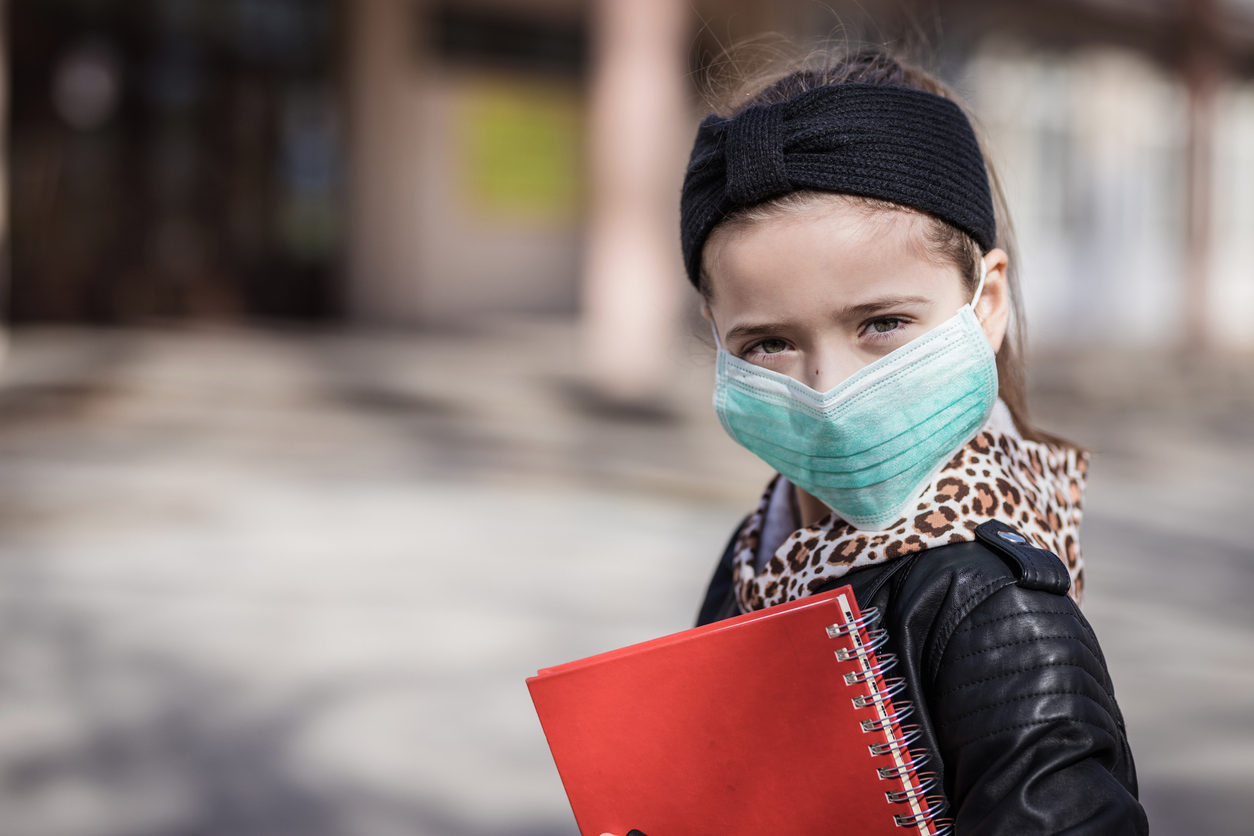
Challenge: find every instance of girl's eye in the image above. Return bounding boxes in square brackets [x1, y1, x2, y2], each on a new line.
[755, 338, 789, 355]
[862, 317, 909, 339]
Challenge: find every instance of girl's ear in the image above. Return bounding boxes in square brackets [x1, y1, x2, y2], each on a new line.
[976, 248, 1011, 352]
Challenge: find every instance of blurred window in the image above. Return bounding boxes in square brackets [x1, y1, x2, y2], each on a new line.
[458, 80, 584, 226]
[429, 2, 587, 78]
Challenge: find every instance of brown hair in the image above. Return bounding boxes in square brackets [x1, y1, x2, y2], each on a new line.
[697, 45, 1071, 450]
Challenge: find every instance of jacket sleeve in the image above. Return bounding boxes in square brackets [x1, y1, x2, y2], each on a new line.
[695, 517, 747, 627]
[930, 582, 1148, 835]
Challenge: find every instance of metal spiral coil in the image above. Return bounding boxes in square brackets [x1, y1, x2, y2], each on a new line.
[877, 748, 931, 780]
[829, 605, 952, 836]
[894, 795, 954, 834]
[853, 676, 907, 709]
[842, 653, 897, 685]
[860, 701, 916, 732]
[869, 723, 923, 757]
[835, 626, 890, 661]
[886, 772, 940, 803]
[825, 606, 880, 639]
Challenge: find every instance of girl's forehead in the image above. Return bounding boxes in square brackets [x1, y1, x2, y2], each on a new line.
[701, 201, 970, 316]
[706, 201, 935, 281]
[711, 196, 930, 258]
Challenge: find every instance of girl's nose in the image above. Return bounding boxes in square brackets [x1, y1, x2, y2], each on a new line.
[804, 344, 865, 392]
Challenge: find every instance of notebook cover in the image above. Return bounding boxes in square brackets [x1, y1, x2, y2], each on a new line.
[527, 586, 927, 836]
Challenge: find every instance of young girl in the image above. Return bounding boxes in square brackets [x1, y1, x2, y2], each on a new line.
[610, 48, 1146, 835]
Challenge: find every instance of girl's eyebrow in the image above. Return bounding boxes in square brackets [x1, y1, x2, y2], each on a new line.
[725, 322, 790, 343]
[839, 295, 933, 320]
[724, 296, 935, 343]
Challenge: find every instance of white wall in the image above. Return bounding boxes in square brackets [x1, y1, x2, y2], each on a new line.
[1211, 82, 1254, 349]
[964, 45, 1191, 349]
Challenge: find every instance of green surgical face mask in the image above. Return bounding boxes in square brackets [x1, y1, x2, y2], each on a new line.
[712, 263, 999, 531]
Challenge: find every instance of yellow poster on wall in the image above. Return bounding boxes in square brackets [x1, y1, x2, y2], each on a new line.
[457, 78, 585, 227]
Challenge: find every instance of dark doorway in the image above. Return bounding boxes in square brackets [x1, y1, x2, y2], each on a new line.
[10, 0, 343, 324]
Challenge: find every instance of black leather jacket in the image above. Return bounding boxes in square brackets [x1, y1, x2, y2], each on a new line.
[697, 519, 1148, 835]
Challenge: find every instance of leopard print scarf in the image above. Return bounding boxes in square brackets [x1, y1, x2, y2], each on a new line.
[731, 401, 1088, 612]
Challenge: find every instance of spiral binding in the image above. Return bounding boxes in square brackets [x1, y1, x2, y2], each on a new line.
[828, 601, 953, 836]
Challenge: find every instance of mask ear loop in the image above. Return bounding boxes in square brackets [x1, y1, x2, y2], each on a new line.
[970, 255, 989, 311]
[708, 312, 725, 352]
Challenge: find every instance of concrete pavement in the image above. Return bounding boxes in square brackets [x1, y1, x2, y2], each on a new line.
[0, 322, 1246, 835]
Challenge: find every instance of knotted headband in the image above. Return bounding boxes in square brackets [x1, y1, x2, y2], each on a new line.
[680, 83, 996, 287]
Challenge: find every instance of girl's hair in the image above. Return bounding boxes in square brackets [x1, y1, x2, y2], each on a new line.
[697, 45, 1071, 450]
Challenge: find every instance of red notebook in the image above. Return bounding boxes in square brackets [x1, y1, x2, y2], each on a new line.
[527, 586, 945, 836]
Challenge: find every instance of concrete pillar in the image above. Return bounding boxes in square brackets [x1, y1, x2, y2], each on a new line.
[343, 0, 429, 324]
[1182, 0, 1220, 350]
[0, 0, 9, 359]
[581, 0, 689, 404]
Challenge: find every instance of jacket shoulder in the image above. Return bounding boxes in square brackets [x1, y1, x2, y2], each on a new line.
[889, 522, 1072, 680]
[932, 571, 1144, 833]
[890, 531, 1145, 833]
[974, 520, 1071, 595]
[899, 521, 1070, 601]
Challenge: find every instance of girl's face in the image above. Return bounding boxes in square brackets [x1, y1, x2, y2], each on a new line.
[702, 199, 1011, 392]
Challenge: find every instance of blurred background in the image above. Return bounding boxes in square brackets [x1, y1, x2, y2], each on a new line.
[0, 0, 1250, 834]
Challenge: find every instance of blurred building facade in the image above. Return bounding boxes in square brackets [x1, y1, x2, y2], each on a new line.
[10, 0, 343, 322]
[6, 0, 1254, 355]
[345, 0, 589, 326]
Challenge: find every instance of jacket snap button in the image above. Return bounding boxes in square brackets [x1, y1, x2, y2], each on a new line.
[998, 531, 1028, 544]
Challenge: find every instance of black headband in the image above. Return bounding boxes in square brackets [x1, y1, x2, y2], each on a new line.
[680, 83, 996, 287]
